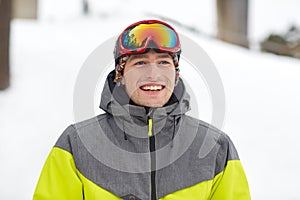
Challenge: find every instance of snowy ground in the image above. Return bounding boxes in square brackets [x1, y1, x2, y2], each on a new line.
[1, 0, 300, 199]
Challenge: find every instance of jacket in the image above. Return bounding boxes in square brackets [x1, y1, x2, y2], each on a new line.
[33, 71, 251, 200]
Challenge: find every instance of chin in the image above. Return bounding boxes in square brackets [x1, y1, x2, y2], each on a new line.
[147, 104, 164, 108]
[142, 101, 165, 108]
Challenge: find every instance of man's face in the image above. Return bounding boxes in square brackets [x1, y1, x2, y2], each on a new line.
[122, 49, 176, 107]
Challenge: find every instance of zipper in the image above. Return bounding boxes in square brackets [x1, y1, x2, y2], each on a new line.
[148, 118, 157, 200]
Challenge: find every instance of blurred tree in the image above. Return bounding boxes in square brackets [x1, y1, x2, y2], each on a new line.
[217, 0, 249, 48]
[0, 0, 11, 90]
[83, 0, 89, 15]
[12, 0, 37, 19]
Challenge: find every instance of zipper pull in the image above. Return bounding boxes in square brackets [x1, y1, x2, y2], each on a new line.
[148, 118, 153, 137]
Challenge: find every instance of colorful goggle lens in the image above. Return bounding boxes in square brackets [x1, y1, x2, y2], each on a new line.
[121, 23, 178, 51]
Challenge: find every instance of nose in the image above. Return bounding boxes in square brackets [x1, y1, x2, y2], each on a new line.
[145, 63, 160, 80]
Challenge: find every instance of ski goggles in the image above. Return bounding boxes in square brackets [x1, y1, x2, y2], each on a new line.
[117, 20, 181, 57]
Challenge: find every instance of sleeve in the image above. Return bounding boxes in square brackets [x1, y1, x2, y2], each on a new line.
[33, 126, 83, 200]
[209, 134, 251, 200]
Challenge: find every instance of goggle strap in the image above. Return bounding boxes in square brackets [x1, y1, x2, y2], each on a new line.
[114, 55, 129, 83]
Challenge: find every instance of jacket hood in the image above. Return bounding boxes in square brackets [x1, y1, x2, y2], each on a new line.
[99, 70, 191, 137]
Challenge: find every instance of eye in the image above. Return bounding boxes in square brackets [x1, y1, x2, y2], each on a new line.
[159, 60, 171, 65]
[134, 61, 146, 66]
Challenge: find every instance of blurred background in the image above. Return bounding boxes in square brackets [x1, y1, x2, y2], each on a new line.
[1, 0, 300, 199]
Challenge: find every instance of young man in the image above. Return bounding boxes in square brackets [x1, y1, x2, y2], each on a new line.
[33, 20, 251, 200]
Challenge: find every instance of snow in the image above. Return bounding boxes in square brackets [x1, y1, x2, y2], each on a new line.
[1, 0, 300, 199]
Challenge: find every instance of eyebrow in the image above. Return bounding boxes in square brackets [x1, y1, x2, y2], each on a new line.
[156, 54, 172, 59]
[128, 54, 148, 62]
[128, 53, 172, 62]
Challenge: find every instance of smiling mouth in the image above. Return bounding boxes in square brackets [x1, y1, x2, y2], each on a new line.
[140, 85, 165, 91]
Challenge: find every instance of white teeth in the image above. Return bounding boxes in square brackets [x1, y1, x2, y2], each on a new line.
[141, 85, 163, 91]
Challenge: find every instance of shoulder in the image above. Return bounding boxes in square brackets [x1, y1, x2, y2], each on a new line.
[184, 115, 239, 160]
[184, 114, 226, 138]
[54, 114, 109, 153]
[72, 114, 107, 130]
